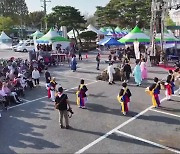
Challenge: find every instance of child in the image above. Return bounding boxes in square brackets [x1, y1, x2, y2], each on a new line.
[165, 78, 172, 100]
[123, 59, 132, 82]
[140, 58, 147, 79]
[49, 77, 57, 102]
[117, 82, 132, 115]
[26, 77, 34, 89]
[146, 77, 161, 108]
[167, 70, 175, 95]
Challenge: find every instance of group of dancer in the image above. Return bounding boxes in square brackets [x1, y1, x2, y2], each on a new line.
[117, 66, 180, 116]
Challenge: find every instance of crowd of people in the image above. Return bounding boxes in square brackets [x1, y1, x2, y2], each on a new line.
[0, 48, 179, 128]
[0, 57, 48, 117]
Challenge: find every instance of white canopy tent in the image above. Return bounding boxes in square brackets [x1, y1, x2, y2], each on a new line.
[0, 31, 12, 49]
[0, 31, 12, 43]
[85, 24, 104, 35]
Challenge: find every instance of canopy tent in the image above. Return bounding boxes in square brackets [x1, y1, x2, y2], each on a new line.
[85, 24, 104, 35]
[99, 27, 107, 33]
[30, 30, 44, 38]
[156, 33, 179, 43]
[37, 28, 70, 50]
[119, 26, 150, 43]
[67, 29, 78, 38]
[115, 26, 121, 33]
[0, 31, 12, 49]
[0, 31, 12, 43]
[97, 37, 124, 46]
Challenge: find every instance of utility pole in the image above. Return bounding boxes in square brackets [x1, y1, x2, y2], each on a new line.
[41, 0, 51, 31]
[150, 0, 157, 66]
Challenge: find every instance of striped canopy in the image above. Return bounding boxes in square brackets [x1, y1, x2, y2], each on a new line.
[119, 26, 150, 43]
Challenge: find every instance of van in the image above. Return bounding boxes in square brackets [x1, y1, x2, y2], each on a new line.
[16, 40, 35, 52]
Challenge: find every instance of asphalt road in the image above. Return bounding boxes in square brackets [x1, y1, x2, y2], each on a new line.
[0, 50, 180, 153]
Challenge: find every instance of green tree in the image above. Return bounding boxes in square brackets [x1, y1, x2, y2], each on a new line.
[95, 0, 151, 29]
[47, 6, 87, 46]
[0, 16, 14, 33]
[165, 14, 176, 26]
[27, 11, 45, 29]
[0, 0, 28, 25]
[79, 31, 97, 43]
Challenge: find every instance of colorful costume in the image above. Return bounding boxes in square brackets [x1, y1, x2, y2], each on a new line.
[133, 64, 142, 85]
[165, 82, 172, 100]
[140, 61, 147, 79]
[167, 74, 175, 95]
[49, 80, 57, 101]
[117, 88, 132, 115]
[146, 82, 161, 107]
[76, 84, 88, 108]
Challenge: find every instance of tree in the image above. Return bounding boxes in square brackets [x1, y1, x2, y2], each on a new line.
[0, 16, 14, 33]
[79, 31, 97, 43]
[47, 6, 87, 46]
[95, 0, 151, 29]
[165, 14, 176, 26]
[27, 11, 45, 29]
[0, 0, 28, 25]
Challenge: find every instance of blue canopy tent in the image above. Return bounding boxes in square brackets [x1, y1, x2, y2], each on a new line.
[97, 37, 124, 46]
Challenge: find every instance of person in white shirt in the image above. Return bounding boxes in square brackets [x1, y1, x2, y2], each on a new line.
[107, 62, 115, 85]
[32, 67, 40, 86]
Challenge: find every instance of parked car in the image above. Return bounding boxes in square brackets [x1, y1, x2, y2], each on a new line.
[15, 40, 35, 52]
[12, 40, 24, 52]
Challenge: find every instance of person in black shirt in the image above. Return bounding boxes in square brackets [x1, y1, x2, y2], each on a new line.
[96, 53, 100, 70]
[45, 67, 51, 90]
[55, 87, 71, 129]
[123, 59, 132, 82]
[167, 70, 175, 94]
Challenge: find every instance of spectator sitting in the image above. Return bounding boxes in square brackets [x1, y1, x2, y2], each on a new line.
[2, 82, 21, 104]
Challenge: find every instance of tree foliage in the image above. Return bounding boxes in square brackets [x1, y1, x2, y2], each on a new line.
[95, 0, 151, 29]
[0, 16, 14, 32]
[165, 14, 176, 26]
[27, 11, 45, 29]
[79, 31, 97, 42]
[47, 6, 87, 46]
[0, 0, 28, 24]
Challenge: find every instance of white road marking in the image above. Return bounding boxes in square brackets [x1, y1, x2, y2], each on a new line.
[74, 106, 153, 154]
[172, 95, 180, 98]
[20, 98, 30, 102]
[150, 109, 180, 118]
[8, 96, 48, 109]
[75, 89, 180, 154]
[58, 74, 96, 82]
[7, 80, 98, 110]
[115, 130, 180, 154]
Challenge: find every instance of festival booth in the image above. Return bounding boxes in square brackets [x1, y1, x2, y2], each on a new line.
[119, 26, 151, 59]
[97, 37, 124, 46]
[155, 31, 180, 62]
[37, 28, 70, 63]
[0, 31, 12, 49]
[119, 26, 150, 44]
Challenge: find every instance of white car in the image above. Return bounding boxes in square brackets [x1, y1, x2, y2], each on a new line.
[12, 41, 24, 52]
[16, 40, 35, 52]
